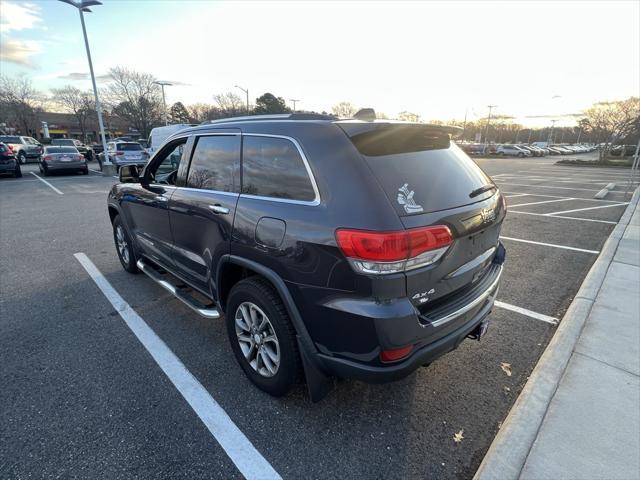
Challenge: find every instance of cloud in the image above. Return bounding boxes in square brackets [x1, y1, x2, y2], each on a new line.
[0, 39, 42, 67]
[57, 72, 113, 83]
[0, 1, 43, 33]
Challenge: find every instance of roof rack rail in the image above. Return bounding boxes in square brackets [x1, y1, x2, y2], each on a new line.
[201, 112, 336, 125]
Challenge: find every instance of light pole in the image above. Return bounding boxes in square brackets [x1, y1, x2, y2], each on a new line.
[59, 0, 111, 168]
[548, 119, 557, 145]
[290, 99, 300, 112]
[483, 105, 497, 151]
[153, 81, 173, 125]
[235, 85, 249, 114]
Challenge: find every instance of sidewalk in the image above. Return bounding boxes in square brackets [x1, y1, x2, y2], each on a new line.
[475, 187, 640, 480]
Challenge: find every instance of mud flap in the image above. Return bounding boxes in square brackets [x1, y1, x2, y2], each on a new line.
[297, 336, 334, 402]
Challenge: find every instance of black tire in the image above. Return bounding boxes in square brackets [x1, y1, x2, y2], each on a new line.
[14, 165, 22, 178]
[518, 152, 524, 158]
[18, 151, 26, 164]
[226, 277, 301, 396]
[113, 215, 138, 273]
[81, 167, 88, 175]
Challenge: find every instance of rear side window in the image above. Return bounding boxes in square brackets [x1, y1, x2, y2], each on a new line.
[241, 136, 316, 202]
[341, 124, 493, 215]
[187, 135, 240, 192]
[0, 136, 20, 143]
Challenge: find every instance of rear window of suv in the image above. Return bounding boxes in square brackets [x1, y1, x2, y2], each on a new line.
[340, 123, 494, 215]
[0, 136, 20, 143]
[241, 135, 316, 202]
[117, 143, 143, 151]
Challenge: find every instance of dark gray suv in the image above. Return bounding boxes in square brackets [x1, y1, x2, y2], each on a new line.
[107, 113, 506, 401]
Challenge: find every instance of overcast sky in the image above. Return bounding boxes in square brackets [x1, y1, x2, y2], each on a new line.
[1, 0, 639, 126]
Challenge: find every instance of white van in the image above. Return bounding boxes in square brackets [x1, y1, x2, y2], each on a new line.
[148, 124, 196, 154]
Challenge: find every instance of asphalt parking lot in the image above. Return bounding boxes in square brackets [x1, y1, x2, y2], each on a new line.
[1, 156, 638, 479]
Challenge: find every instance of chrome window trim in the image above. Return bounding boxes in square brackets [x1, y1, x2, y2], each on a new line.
[241, 133, 321, 206]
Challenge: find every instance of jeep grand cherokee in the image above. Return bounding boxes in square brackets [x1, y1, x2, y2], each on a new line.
[107, 112, 506, 401]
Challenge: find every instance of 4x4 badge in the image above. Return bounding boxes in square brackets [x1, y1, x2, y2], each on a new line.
[397, 183, 424, 214]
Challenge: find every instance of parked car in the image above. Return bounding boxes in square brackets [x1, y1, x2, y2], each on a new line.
[51, 138, 94, 161]
[107, 113, 507, 400]
[0, 142, 21, 178]
[98, 141, 150, 169]
[0, 135, 43, 164]
[495, 145, 532, 157]
[39, 146, 88, 176]
[610, 145, 637, 157]
[546, 146, 564, 155]
[520, 145, 545, 157]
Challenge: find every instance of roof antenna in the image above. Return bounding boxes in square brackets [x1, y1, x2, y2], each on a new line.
[353, 108, 376, 121]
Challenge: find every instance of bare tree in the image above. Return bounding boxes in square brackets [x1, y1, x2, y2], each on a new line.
[581, 97, 640, 161]
[188, 103, 217, 123]
[0, 75, 43, 136]
[103, 67, 163, 138]
[51, 86, 95, 141]
[332, 101, 356, 118]
[213, 92, 245, 117]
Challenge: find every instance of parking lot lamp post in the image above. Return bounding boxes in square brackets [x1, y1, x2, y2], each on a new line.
[483, 105, 496, 151]
[59, 0, 111, 168]
[153, 81, 173, 125]
[548, 119, 557, 145]
[235, 85, 249, 114]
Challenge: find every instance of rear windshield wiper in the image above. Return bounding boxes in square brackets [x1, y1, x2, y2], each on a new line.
[469, 184, 497, 198]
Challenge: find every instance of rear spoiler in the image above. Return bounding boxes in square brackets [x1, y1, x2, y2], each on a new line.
[337, 122, 463, 156]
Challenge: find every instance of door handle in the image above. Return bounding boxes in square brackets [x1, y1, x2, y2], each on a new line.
[208, 204, 229, 214]
[155, 195, 168, 202]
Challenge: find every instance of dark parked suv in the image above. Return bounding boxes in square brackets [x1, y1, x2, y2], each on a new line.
[107, 113, 506, 401]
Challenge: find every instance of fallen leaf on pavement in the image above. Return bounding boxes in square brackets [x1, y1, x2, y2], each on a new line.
[500, 362, 512, 376]
[453, 429, 464, 443]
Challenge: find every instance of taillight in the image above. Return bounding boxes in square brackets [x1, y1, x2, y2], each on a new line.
[7, 145, 14, 151]
[43, 155, 54, 161]
[77, 154, 84, 160]
[335, 225, 453, 274]
[115, 151, 124, 155]
[380, 345, 414, 362]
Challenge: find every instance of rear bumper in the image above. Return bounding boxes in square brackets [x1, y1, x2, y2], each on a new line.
[46, 162, 87, 170]
[0, 161, 17, 173]
[308, 244, 505, 383]
[318, 294, 496, 383]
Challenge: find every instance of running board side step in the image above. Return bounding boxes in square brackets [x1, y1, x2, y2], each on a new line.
[136, 259, 221, 319]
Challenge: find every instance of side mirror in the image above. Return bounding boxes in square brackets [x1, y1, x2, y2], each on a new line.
[119, 164, 140, 183]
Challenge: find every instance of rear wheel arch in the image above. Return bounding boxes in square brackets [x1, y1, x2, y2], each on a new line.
[108, 205, 119, 224]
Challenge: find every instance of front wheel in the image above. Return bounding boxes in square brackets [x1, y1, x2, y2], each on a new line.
[18, 152, 26, 164]
[113, 215, 138, 273]
[518, 152, 525, 158]
[226, 277, 301, 397]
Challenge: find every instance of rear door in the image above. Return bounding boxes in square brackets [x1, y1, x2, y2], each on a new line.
[339, 123, 506, 304]
[169, 131, 241, 295]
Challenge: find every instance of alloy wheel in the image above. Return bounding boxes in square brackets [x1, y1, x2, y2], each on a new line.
[115, 225, 129, 264]
[234, 302, 280, 378]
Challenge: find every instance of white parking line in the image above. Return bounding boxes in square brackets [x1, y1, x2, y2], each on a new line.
[500, 236, 599, 254]
[508, 210, 617, 224]
[495, 301, 558, 325]
[30, 172, 63, 195]
[546, 202, 629, 216]
[88, 168, 103, 174]
[498, 182, 606, 193]
[508, 198, 574, 208]
[74, 253, 282, 480]
[501, 191, 625, 203]
[504, 194, 531, 198]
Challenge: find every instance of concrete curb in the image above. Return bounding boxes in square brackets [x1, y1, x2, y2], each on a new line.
[474, 186, 640, 480]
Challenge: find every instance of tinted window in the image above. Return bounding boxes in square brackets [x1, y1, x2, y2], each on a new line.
[0, 136, 20, 143]
[187, 135, 239, 192]
[117, 143, 143, 151]
[52, 139, 75, 146]
[45, 146, 78, 153]
[242, 136, 315, 201]
[341, 124, 493, 215]
[0, 144, 9, 152]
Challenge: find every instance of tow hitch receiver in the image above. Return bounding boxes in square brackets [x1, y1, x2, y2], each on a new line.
[467, 316, 491, 341]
